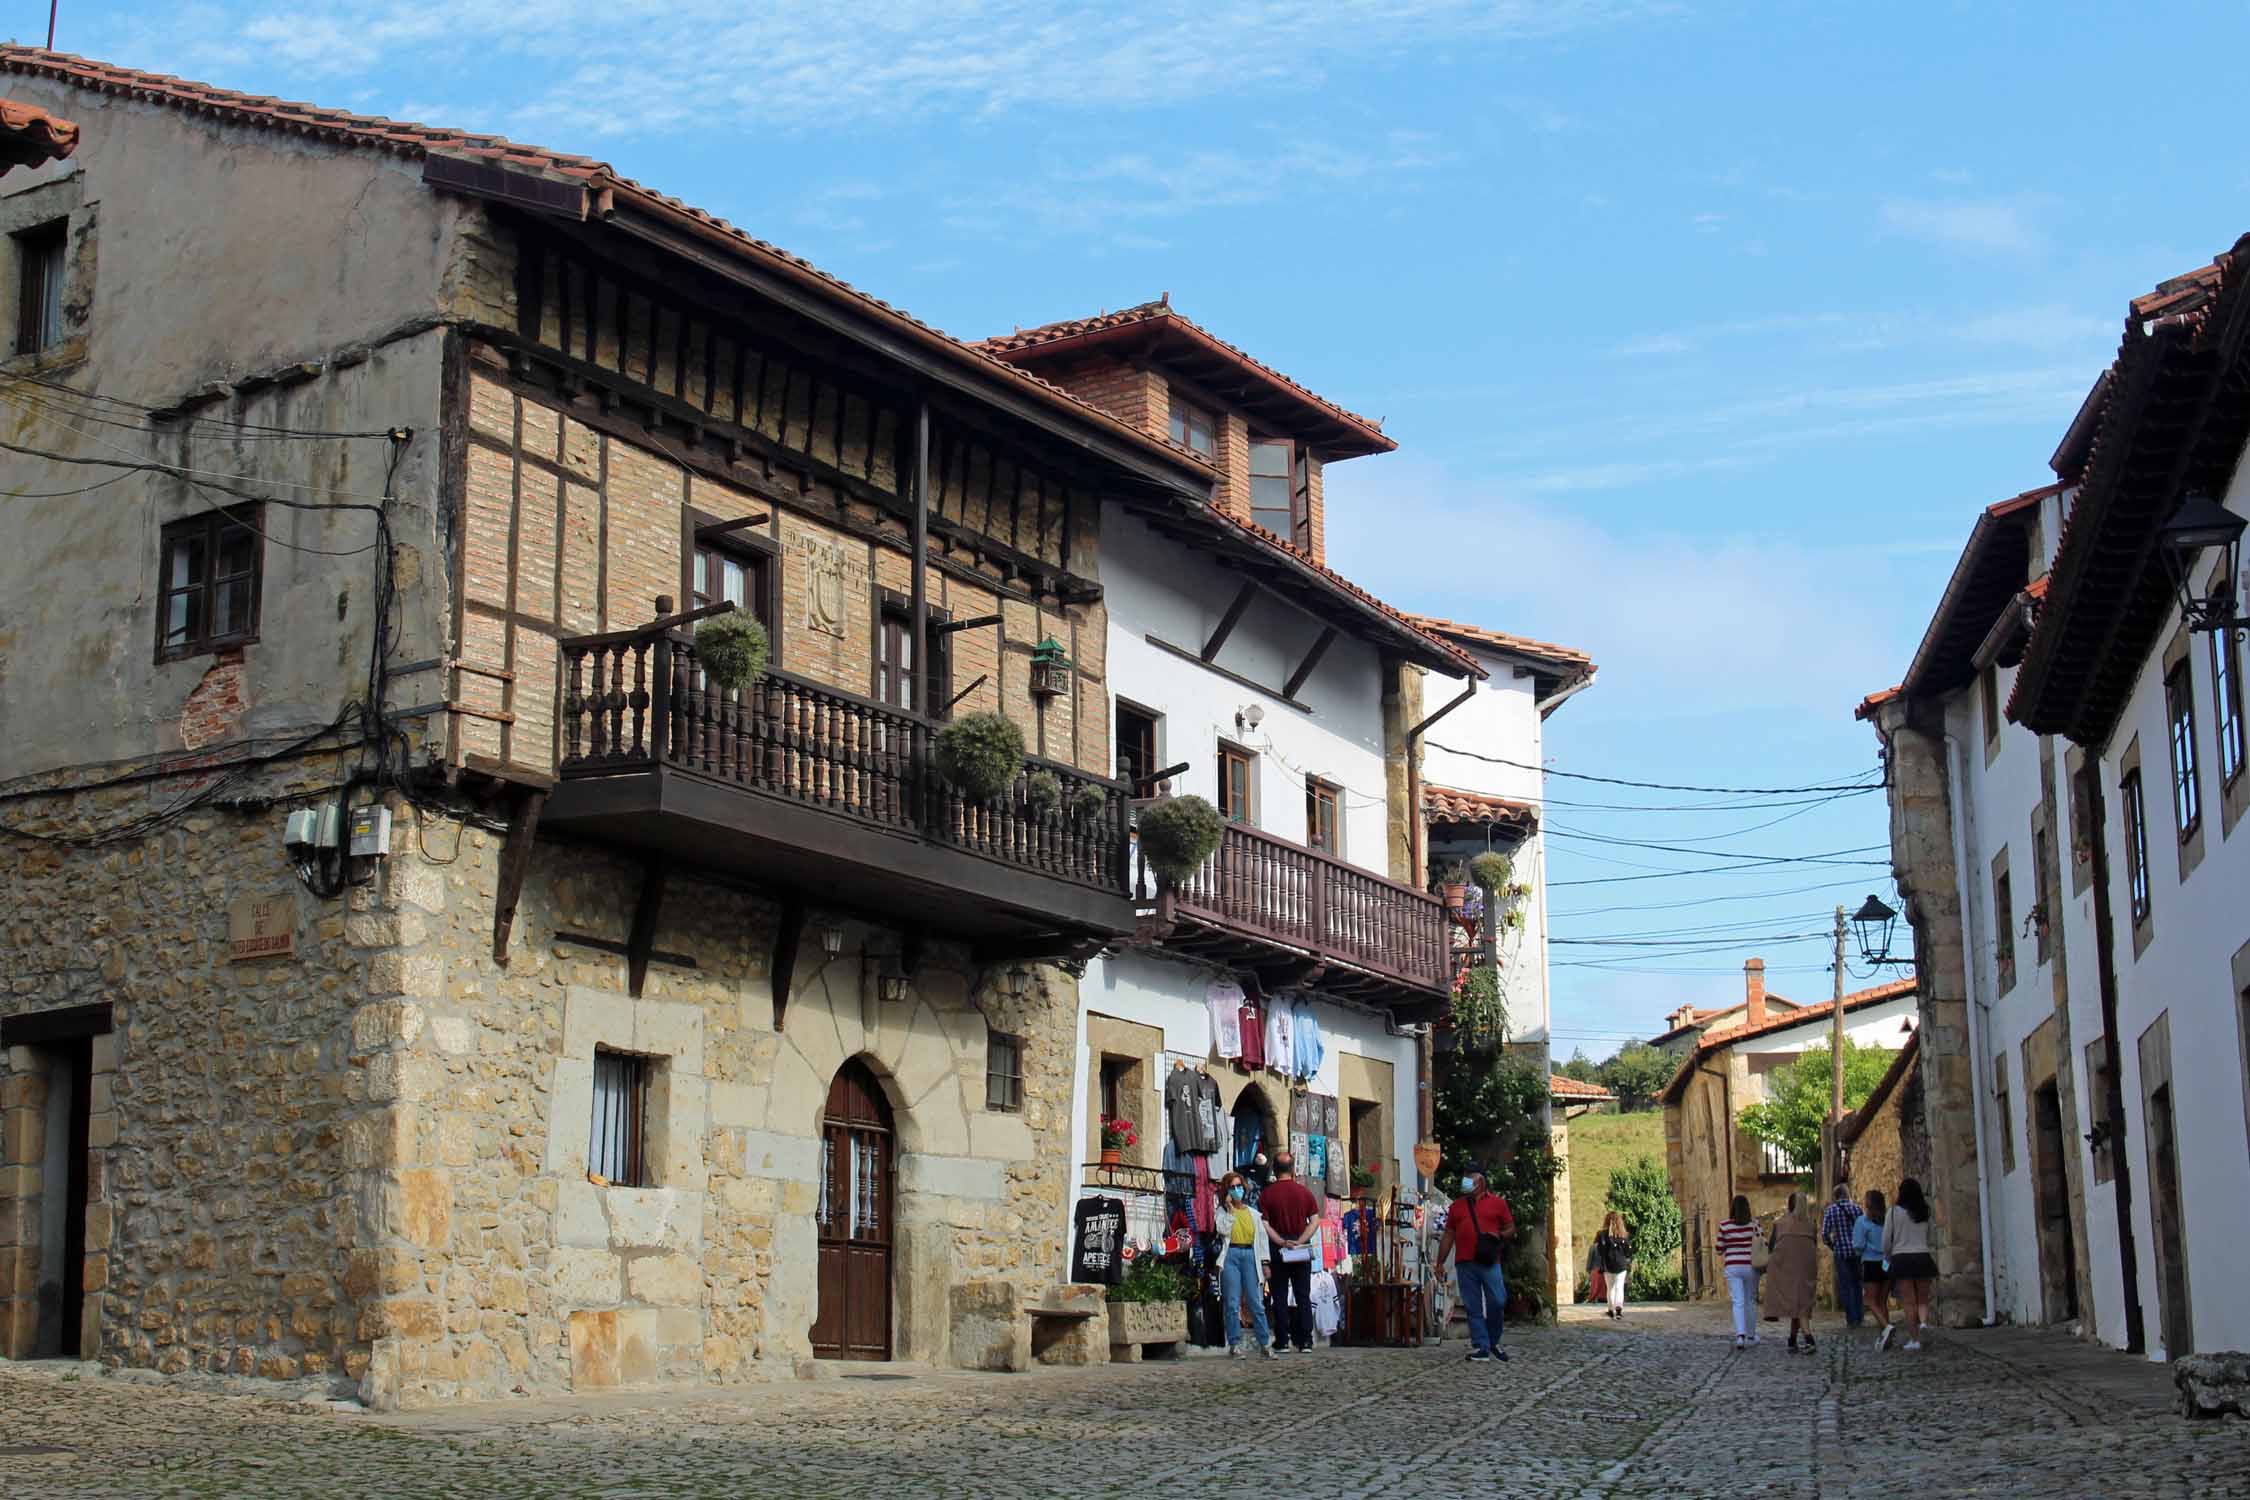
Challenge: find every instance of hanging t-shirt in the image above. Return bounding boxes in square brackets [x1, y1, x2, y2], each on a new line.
[1194, 1072, 1224, 1153]
[1164, 1067, 1203, 1152]
[1206, 979, 1245, 1060]
[1306, 1133, 1329, 1183]
[1310, 1270, 1343, 1336]
[1325, 1131, 1349, 1197]
[1071, 1196, 1127, 1284]
[1293, 1003, 1324, 1081]
[1342, 1206, 1372, 1255]
[1266, 1006, 1293, 1073]
[1192, 1153, 1216, 1234]
[1238, 999, 1266, 1069]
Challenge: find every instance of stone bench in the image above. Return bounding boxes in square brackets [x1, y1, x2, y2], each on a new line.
[949, 1279, 1111, 1372]
[2177, 1352, 2250, 1419]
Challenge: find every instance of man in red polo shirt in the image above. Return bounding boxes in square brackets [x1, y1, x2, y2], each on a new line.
[1258, 1153, 1321, 1353]
[1434, 1161, 1515, 1362]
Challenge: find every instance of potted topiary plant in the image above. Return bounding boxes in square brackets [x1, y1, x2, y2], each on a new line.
[1071, 783, 1108, 820]
[934, 711, 1025, 803]
[1438, 860, 1469, 911]
[1024, 770, 1063, 818]
[694, 613, 769, 692]
[1136, 795, 1225, 887]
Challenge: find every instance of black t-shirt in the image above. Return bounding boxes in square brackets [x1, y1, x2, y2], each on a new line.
[1072, 1196, 1127, 1284]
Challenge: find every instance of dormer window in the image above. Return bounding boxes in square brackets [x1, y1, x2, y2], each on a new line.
[1168, 395, 1217, 459]
[1249, 437, 1310, 550]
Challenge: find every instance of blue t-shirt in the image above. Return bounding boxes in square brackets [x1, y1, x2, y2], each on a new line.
[1851, 1214, 1885, 1261]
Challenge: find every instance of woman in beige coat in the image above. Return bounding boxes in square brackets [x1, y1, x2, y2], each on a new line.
[1763, 1192, 1820, 1352]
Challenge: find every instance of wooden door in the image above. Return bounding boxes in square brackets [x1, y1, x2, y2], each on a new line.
[2147, 1084, 2192, 1358]
[2030, 1083, 2079, 1323]
[811, 1061, 894, 1360]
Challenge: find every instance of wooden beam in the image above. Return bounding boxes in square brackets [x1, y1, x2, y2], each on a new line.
[626, 857, 670, 999]
[491, 787, 547, 964]
[771, 900, 807, 1033]
[695, 512, 771, 537]
[1282, 626, 1338, 701]
[1145, 634, 1312, 715]
[1202, 581, 1258, 662]
[934, 613, 1002, 635]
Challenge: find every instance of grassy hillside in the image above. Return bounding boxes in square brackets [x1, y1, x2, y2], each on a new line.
[1564, 1109, 1666, 1276]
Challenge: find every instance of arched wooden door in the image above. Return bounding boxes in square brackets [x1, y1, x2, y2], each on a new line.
[812, 1060, 894, 1360]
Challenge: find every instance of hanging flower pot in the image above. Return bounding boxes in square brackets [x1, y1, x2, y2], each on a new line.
[1024, 770, 1064, 818]
[1136, 795, 1225, 887]
[694, 613, 769, 692]
[934, 711, 1025, 803]
[1442, 883, 1468, 911]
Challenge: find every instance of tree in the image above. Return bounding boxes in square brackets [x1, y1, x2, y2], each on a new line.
[1559, 1049, 1602, 1085]
[1597, 1042, 1678, 1113]
[1738, 1040, 1898, 1172]
[1604, 1154, 1683, 1271]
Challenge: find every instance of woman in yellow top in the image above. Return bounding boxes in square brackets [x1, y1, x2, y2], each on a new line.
[1217, 1172, 1277, 1359]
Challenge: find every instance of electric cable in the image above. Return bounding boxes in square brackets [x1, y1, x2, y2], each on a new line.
[1425, 740, 1883, 795]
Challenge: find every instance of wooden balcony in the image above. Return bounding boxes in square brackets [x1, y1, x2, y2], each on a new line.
[1132, 810, 1452, 1019]
[542, 616, 1135, 948]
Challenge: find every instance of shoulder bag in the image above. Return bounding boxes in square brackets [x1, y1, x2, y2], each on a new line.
[1470, 1194, 1504, 1268]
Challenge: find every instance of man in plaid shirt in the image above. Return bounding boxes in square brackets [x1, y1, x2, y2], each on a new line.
[1820, 1183, 1866, 1328]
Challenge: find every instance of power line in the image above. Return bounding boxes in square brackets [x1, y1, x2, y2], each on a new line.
[1548, 848, 1892, 888]
[1551, 877, 1894, 919]
[5, 369, 400, 440]
[1426, 741, 1883, 796]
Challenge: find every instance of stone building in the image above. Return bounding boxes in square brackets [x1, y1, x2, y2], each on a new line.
[1858, 236, 2250, 1357]
[0, 45, 1257, 1405]
[1661, 962, 1917, 1297]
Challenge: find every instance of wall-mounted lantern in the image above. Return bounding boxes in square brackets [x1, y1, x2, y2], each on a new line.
[2156, 491, 2246, 637]
[1029, 637, 1072, 702]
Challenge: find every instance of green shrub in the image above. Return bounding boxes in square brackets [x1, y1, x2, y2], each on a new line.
[1468, 851, 1512, 892]
[1452, 964, 1506, 1042]
[1024, 770, 1063, 817]
[1137, 795, 1225, 885]
[1106, 1257, 1195, 1304]
[933, 712, 1024, 803]
[1071, 783, 1108, 819]
[694, 613, 769, 691]
[1603, 1154, 1684, 1294]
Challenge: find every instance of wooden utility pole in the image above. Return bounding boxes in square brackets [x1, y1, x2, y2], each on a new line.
[1830, 906, 1848, 1122]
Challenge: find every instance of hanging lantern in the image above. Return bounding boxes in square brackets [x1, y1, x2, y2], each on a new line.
[1029, 636, 1072, 701]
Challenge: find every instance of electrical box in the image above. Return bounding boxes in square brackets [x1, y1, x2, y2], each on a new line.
[349, 805, 392, 858]
[285, 804, 343, 851]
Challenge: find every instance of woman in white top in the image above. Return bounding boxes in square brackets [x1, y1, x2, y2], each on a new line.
[1882, 1177, 1938, 1351]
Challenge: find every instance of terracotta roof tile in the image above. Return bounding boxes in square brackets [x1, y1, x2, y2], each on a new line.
[1854, 684, 1902, 721]
[1662, 977, 1918, 1105]
[0, 46, 1214, 488]
[975, 298, 1392, 453]
[1422, 783, 1537, 827]
[0, 95, 78, 170]
[1401, 614, 1597, 678]
[1550, 1075, 1615, 1102]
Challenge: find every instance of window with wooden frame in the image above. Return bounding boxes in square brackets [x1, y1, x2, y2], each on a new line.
[589, 1048, 650, 1187]
[2165, 660, 2201, 840]
[1248, 437, 1305, 545]
[1099, 1055, 1133, 1124]
[1167, 394, 1217, 459]
[1217, 741, 1256, 824]
[2214, 624, 2247, 790]
[2030, 824, 2054, 965]
[684, 512, 779, 655]
[13, 219, 66, 356]
[157, 507, 262, 661]
[1305, 777, 1340, 853]
[2122, 768, 2152, 926]
[1116, 701, 1161, 791]
[2085, 1039, 2114, 1184]
[1981, 661, 2002, 747]
[1993, 864, 2016, 994]
[985, 1032, 1024, 1112]
[1993, 1052, 2016, 1174]
[874, 594, 951, 717]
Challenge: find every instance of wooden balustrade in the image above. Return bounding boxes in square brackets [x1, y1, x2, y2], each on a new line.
[1133, 809, 1449, 991]
[557, 627, 1129, 894]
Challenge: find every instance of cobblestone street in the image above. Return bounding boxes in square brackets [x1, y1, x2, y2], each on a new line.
[4, 1304, 2242, 1499]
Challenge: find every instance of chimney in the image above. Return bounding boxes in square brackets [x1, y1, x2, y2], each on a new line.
[1744, 958, 1767, 1029]
[1668, 1004, 1696, 1031]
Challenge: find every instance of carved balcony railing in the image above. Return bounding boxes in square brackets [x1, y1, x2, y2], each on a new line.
[556, 609, 1131, 897]
[1131, 807, 1451, 999]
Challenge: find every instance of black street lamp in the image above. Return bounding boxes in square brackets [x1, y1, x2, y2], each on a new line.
[2156, 491, 2247, 637]
[1852, 894, 1902, 967]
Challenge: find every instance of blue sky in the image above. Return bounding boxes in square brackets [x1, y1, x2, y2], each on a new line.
[36, 1, 2250, 1053]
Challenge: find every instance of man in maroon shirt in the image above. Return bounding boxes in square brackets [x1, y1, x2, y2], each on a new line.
[1434, 1162, 1515, 1362]
[1259, 1154, 1321, 1353]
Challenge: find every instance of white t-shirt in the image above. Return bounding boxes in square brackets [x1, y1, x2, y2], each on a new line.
[1207, 979, 1245, 1059]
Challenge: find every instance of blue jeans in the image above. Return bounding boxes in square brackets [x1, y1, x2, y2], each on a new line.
[1221, 1245, 1270, 1349]
[1456, 1260, 1506, 1353]
[1833, 1252, 1865, 1327]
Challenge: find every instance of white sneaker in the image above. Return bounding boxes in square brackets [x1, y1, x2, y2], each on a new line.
[1262, 1343, 1279, 1360]
[1229, 1344, 1245, 1359]
[1903, 1340, 1923, 1352]
[1876, 1324, 1895, 1351]
[1733, 1335, 1746, 1350]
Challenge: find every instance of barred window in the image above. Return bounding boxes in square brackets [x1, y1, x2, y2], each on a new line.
[985, 1032, 1024, 1112]
[589, 1049, 649, 1186]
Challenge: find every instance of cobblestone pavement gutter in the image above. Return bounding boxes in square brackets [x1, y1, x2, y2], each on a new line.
[4, 1303, 2246, 1498]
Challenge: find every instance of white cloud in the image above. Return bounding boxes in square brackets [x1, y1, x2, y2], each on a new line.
[1880, 195, 2050, 256]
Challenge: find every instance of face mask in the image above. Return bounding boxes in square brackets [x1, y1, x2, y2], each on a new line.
[1229, 1185, 1246, 1202]
[1461, 1176, 1480, 1193]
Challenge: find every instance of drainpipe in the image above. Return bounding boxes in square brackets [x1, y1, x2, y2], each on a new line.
[911, 399, 930, 828]
[1943, 729, 2001, 1327]
[1403, 674, 1478, 1142]
[2081, 767, 2147, 1353]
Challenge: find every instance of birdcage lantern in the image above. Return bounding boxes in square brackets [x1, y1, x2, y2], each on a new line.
[1029, 637, 1072, 701]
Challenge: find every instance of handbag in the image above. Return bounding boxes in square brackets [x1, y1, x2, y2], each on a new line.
[1469, 1194, 1504, 1268]
[1588, 1267, 1607, 1300]
[1750, 1228, 1772, 1272]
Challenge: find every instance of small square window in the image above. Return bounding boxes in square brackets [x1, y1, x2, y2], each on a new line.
[14, 220, 66, 356]
[1167, 395, 1217, 459]
[985, 1033, 1024, 1112]
[590, 1048, 650, 1186]
[1218, 742, 1255, 825]
[1305, 778, 1340, 853]
[157, 508, 262, 661]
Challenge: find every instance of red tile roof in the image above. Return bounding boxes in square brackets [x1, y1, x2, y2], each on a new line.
[1662, 978, 1918, 1104]
[1422, 783, 1537, 827]
[0, 46, 1213, 489]
[975, 298, 1394, 456]
[1402, 615, 1597, 680]
[1854, 685, 1901, 721]
[1550, 1075, 1616, 1102]
[0, 94, 78, 170]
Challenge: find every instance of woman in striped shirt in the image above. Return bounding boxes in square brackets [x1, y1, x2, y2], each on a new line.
[1715, 1195, 1762, 1349]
